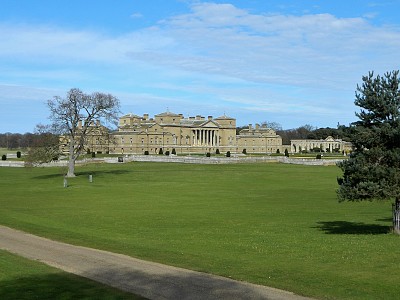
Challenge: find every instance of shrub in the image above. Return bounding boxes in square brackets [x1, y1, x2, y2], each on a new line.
[226, 151, 231, 157]
[97, 151, 102, 154]
[91, 152, 96, 158]
[316, 154, 322, 159]
[1, 154, 6, 161]
[144, 150, 149, 155]
[242, 149, 247, 154]
[276, 149, 280, 154]
[206, 152, 211, 157]
[158, 148, 163, 155]
[216, 149, 220, 155]
[165, 151, 170, 156]
[87, 148, 91, 154]
[284, 149, 289, 157]
[16, 151, 21, 158]
[171, 148, 176, 155]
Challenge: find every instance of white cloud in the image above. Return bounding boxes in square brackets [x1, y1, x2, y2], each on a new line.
[130, 12, 143, 19]
[1, 2, 400, 130]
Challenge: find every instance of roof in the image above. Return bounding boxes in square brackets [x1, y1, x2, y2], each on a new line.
[120, 113, 142, 119]
[214, 115, 235, 120]
[155, 111, 182, 117]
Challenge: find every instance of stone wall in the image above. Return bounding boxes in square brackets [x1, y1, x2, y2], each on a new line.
[0, 156, 344, 167]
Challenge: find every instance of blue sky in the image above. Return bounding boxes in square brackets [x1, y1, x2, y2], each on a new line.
[1, 0, 400, 132]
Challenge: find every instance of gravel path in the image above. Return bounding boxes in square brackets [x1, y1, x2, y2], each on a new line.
[0, 226, 313, 300]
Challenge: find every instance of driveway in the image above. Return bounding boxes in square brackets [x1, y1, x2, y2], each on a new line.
[0, 226, 313, 300]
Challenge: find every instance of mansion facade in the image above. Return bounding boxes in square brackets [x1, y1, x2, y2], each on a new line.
[61, 111, 353, 156]
[109, 112, 283, 155]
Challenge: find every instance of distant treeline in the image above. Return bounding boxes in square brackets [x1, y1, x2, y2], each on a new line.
[277, 125, 355, 145]
[0, 132, 58, 149]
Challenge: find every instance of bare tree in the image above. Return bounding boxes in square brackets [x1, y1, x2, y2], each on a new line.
[24, 124, 60, 167]
[48, 88, 120, 177]
[261, 121, 283, 131]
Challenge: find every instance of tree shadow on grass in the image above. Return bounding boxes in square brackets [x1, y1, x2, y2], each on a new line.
[0, 273, 145, 300]
[76, 169, 132, 177]
[315, 221, 391, 235]
[33, 169, 132, 180]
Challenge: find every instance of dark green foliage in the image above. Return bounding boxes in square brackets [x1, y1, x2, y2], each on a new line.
[171, 148, 176, 155]
[316, 154, 322, 159]
[226, 151, 231, 157]
[165, 150, 170, 156]
[144, 150, 149, 155]
[338, 71, 400, 202]
[284, 149, 289, 157]
[206, 152, 211, 157]
[16, 151, 21, 158]
[158, 148, 163, 155]
[216, 149, 220, 154]
[1, 154, 6, 161]
[242, 148, 247, 154]
[87, 148, 91, 154]
[276, 149, 280, 154]
[91, 152, 95, 158]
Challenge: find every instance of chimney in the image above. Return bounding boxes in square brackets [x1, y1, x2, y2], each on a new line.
[208, 116, 213, 120]
[143, 114, 149, 120]
[255, 123, 260, 130]
[196, 115, 201, 120]
[249, 124, 252, 130]
[189, 116, 195, 120]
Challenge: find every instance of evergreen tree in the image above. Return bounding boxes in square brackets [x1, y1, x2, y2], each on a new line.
[337, 71, 400, 231]
[284, 148, 289, 157]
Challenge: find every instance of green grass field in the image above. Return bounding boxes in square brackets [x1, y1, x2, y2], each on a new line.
[0, 162, 399, 299]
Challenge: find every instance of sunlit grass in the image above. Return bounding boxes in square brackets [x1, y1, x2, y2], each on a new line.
[0, 162, 398, 299]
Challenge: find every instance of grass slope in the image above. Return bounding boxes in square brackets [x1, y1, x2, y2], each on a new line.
[0, 162, 399, 299]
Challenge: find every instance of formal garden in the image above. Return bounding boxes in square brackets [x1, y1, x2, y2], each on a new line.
[0, 162, 398, 299]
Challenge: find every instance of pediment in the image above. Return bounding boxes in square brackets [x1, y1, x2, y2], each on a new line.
[325, 136, 335, 141]
[200, 120, 219, 128]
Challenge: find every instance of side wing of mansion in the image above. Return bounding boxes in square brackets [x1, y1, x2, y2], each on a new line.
[110, 112, 283, 155]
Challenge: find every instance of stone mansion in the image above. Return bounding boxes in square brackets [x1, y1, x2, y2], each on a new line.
[61, 111, 352, 155]
[65, 111, 283, 155]
[111, 111, 283, 155]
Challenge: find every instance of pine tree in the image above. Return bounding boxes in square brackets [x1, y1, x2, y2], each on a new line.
[337, 71, 400, 232]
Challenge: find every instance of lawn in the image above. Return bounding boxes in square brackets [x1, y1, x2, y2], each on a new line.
[0, 250, 144, 299]
[0, 162, 399, 299]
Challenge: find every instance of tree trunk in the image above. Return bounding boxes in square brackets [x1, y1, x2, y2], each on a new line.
[393, 198, 400, 235]
[66, 139, 76, 177]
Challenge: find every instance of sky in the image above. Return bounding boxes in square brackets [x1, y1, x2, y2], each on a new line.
[1, 0, 400, 132]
